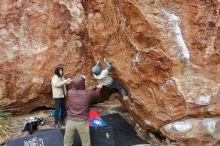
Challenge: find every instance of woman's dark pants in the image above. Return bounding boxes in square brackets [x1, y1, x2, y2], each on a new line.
[54, 98, 66, 124]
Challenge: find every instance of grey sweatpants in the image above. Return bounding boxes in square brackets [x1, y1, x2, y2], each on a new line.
[108, 80, 128, 97]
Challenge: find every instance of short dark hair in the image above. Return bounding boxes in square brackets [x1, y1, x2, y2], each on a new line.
[54, 67, 63, 77]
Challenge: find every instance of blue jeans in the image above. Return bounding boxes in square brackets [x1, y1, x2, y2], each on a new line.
[54, 98, 66, 124]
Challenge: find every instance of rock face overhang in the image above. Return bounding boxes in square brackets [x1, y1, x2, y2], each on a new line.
[1, 0, 220, 144]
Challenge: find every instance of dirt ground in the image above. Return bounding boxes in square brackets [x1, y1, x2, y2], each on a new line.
[2, 95, 179, 146]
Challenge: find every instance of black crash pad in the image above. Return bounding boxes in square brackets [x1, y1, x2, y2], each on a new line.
[7, 114, 151, 146]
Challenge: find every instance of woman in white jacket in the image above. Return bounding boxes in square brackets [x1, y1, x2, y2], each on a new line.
[51, 67, 71, 128]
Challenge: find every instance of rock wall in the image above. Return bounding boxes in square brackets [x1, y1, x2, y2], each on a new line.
[1, 0, 220, 144]
[0, 0, 94, 112]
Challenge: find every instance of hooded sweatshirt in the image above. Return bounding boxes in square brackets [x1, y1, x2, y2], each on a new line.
[67, 76, 101, 121]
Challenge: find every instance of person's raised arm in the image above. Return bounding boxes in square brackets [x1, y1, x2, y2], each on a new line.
[52, 78, 72, 87]
[103, 58, 112, 71]
[90, 84, 103, 100]
[93, 61, 100, 69]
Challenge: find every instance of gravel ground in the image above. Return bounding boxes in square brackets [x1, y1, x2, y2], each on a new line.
[2, 94, 180, 146]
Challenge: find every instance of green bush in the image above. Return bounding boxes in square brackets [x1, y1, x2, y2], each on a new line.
[0, 108, 11, 144]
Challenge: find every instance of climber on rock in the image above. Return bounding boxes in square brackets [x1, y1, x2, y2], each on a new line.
[91, 58, 131, 101]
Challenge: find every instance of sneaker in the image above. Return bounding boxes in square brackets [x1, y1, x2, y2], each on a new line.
[54, 124, 59, 129]
[60, 121, 66, 126]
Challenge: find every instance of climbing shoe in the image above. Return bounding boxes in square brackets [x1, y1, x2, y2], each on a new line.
[60, 121, 66, 126]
